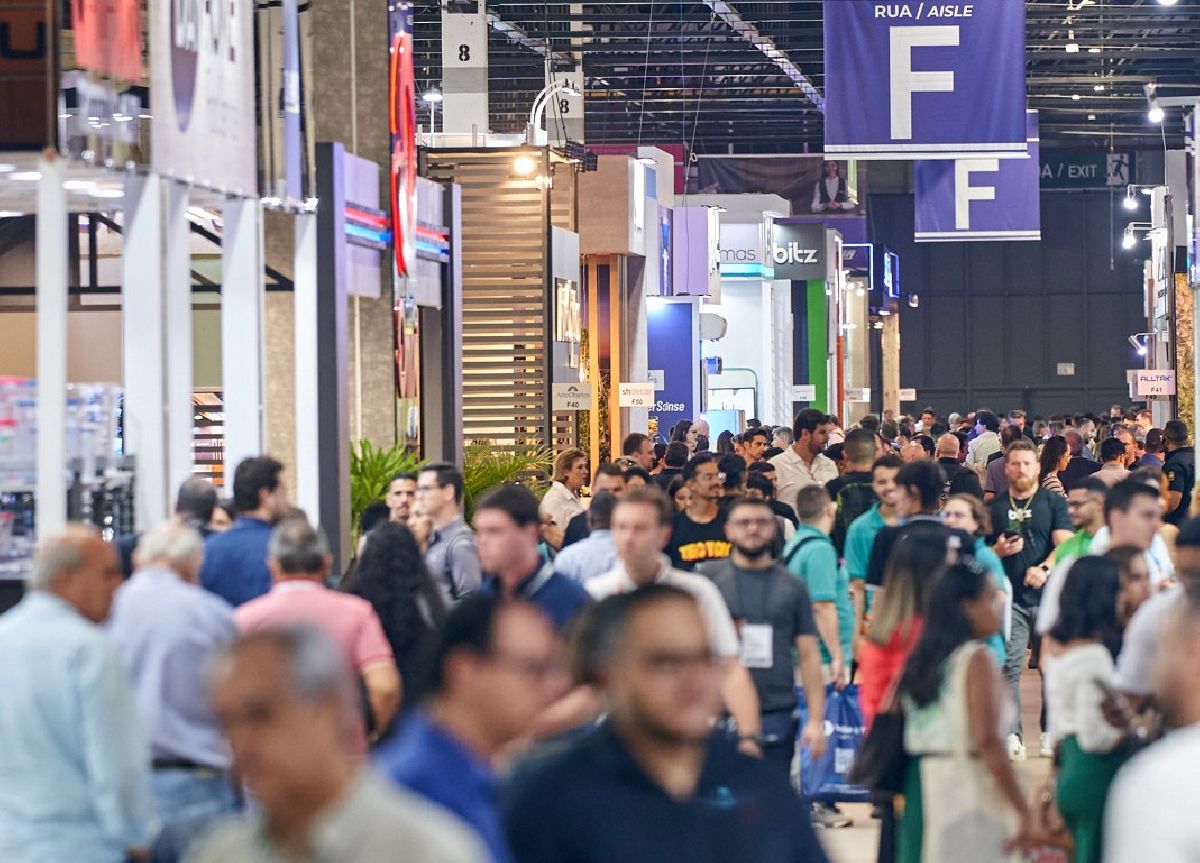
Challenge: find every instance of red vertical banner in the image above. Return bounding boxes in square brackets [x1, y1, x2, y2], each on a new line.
[71, 0, 142, 81]
[388, 8, 416, 279]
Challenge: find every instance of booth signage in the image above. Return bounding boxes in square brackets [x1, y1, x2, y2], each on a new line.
[914, 110, 1041, 243]
[1056, 363, 1075, 377]
[1135, 370, 1176, 398]
[823, 0, 1027, 160]
[648, 369, 665, 391]
[1039, 151, 1134, 190]
[793, 384, 818, 402]
[552, 383, 592, 412]
[618, 382, 656, 408]
[771, 223, 827, 281]
[899, 388, 917, 401]
[150, 0, 255, 194]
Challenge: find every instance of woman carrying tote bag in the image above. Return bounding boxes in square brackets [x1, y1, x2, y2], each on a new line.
[896, 560, 1031, 863]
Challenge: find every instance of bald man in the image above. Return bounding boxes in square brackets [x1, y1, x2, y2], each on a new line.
[936, 433, 983, 502]
[0, 527, 157, 862]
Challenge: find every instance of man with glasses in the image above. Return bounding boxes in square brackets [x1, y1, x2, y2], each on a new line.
[589, 486, 762, 758]
[417, 463, 482, 605]
[699, 497, 826, 784]
[377, 596, 567, 863]
[503, 586, 828, 863]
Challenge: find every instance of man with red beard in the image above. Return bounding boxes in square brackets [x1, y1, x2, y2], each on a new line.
[988, 438, 1073, 760]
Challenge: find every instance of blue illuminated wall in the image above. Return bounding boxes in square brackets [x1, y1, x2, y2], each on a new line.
[647, 299, 699, 440]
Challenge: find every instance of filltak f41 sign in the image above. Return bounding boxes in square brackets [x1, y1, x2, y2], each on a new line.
[824, 0, 1027, 160]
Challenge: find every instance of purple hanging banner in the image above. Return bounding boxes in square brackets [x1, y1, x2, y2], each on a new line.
[824, 0, 1027, 160]
[913, 110, 1040, 243]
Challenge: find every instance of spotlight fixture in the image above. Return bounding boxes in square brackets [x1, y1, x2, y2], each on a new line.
[1087, 113, 1097, 121]
[1087, 47, 1102, 53]
[1122, 187, 1139, 211]
[1156, 0, 1178, 5]
[513, 155, 537, 177]
[908, 293, 920, 309]
[1071, 94, 1081, 101]
[1065, 30, 1079, 52]
[1121, 230, 1136, 250]
[421, 88, 443, 103]
[1145, 82, 1164, 123]
[1093, 83, 1105, 92]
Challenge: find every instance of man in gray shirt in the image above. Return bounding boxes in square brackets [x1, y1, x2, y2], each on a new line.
[417, 463, 482, 604]
[193, 626, 483, 863]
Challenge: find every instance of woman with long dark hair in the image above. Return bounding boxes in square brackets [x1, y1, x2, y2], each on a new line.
[343, 521, 446, 717]
[1039, 435, 1070, 498]
[1043, 557, 1126, 863]
[858, 533, 949, 728]
[897, 561, 1029, 863]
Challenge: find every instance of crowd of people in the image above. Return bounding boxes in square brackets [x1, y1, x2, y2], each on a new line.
[0, 402, 1196, 862]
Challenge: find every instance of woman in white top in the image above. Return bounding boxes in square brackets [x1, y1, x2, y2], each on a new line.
[539, 449, 587, 547]
[897, 560, 1029, 863]
[1043, 556, 1127, 863]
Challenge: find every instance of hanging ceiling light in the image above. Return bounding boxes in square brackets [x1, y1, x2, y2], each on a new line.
[1122, 187, 1139, 210]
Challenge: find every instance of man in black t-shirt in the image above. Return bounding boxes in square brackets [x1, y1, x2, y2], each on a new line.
[866, 460, 975, 590]
[987, 439, 1072, 754]
[1163, 420, 1195, 527]
[698, 497, 825, 785]
[935, 433, 983, 503]
[826, 428, 877, 556]
[665, 453, 731, 571]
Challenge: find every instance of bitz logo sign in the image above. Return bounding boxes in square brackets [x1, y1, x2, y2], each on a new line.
[770, 223, 827, 281]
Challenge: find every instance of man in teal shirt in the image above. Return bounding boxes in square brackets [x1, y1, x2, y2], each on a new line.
[782, 485, 854, 687]
[843, 454, 903, 634]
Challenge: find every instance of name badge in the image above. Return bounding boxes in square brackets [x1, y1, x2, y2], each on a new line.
[740, 624, 774, 669]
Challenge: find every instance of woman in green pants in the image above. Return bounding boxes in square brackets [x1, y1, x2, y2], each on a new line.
[1043, 556, 1127, 863]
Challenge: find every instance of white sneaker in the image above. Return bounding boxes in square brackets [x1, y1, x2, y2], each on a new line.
[1041, 732, 1054, 758]
[1007, 733, 1027, 761]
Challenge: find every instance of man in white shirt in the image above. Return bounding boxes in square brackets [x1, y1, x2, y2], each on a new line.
[1105, 581, 1200, 862]
[1037, 479, 1167, 635]
[769, 408, 838, 515]
[588, 486, 763, 757]
[966, 410, 1003, 476]
[1113, 520, 1200, 702]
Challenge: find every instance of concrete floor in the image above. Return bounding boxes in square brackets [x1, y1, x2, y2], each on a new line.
[819, 667, 1050, 862]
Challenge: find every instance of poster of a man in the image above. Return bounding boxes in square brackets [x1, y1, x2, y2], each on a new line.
[810, 160, 855, 213]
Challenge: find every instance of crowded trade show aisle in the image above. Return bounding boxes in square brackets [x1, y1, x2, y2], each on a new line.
[4, 0, 1200, 861]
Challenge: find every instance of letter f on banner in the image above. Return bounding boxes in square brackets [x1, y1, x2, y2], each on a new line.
[889, 26, 959, 140]
[953, 159, 999, 229]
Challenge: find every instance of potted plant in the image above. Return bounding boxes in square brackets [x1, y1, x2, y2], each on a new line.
[349, 439, 423, 545]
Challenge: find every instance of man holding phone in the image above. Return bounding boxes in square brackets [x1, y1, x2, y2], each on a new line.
[988, 439, 1073, 760]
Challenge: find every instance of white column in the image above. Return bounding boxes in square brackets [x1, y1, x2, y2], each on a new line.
[122, 173, 168, 530]
[221, 198, 265, 473]
[35, 157, 68, 537]
[293, 212, 320, 519]
[164, 182, 194, 498]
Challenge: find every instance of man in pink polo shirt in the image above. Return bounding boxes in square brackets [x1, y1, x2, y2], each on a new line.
[235, 519, 399, 751]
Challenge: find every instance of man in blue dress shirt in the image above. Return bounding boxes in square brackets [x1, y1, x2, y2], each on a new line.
[108, 521, 240, 862]
[200, 456, 289, 606]
[0, 526, 158, 862]
[376, 594, 565, 863]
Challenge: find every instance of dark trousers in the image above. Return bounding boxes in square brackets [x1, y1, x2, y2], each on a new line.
[760, 709, 799, 789]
